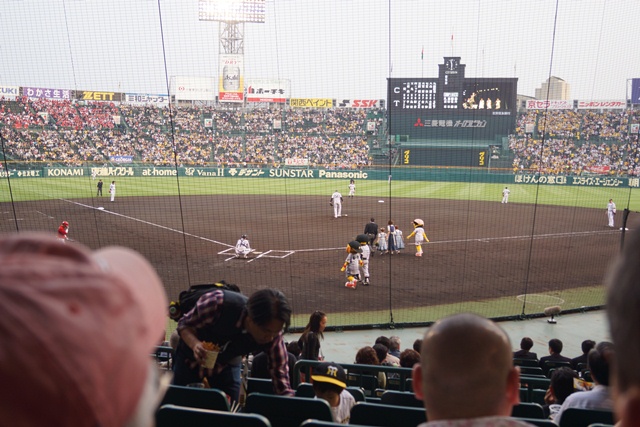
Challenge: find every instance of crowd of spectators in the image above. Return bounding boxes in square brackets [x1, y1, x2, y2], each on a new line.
[4, 96, 640, 175]
[0, 98, 374, 168]
[510, 109, 640, 176]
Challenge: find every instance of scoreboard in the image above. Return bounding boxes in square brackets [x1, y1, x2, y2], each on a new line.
[401, 147, 488, 167]
[387, 57, 517, 143]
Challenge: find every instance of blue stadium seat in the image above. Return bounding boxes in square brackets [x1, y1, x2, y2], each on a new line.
[379, 390, 423, 408]
[159, 385, 229, 411]
[156, 404, 271, 427]
[511, 402, 545, 419]
[558, 408, 614, 427]
[245, 392, 333, 427]
[349, 402, 426, 427]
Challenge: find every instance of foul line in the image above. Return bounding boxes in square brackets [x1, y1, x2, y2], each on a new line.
[60, 198, 623, 257]
[247, 250, 269, 263]
[429, 229, 618, 245]
[60, 199, 233, 248]
[36, 210, 54, 219]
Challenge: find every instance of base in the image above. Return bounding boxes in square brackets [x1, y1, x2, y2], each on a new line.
[547, 318, 557, 324]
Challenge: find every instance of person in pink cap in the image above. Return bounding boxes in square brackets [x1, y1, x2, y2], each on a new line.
[0, 233, 169, 427]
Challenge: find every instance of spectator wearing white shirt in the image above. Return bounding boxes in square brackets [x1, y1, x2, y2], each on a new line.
[554, 342, 614, 425]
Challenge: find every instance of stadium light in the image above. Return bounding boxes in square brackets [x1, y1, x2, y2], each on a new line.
[198, 0, 265, 23]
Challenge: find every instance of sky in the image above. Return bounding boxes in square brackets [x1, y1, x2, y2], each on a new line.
[0, 0, 638, 101]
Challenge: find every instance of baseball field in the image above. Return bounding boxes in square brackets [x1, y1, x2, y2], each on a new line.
[1, 175, 637, 329]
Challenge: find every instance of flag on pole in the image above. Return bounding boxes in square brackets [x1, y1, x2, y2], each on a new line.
[421, 46, 424, 60]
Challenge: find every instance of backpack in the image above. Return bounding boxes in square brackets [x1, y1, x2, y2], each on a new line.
[169, 281, 241, 321]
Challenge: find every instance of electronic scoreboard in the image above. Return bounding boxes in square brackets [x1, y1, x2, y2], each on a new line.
[387, 57, 517, 166]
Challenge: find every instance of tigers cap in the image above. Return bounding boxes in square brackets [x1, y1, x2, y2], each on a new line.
[312, 361, 348, 388]
[0, 233, 168, 427]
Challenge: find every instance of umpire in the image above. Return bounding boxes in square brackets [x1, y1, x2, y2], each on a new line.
[364, 217, 378, 255]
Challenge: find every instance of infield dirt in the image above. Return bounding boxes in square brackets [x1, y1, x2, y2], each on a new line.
[3, 193, 629, 326]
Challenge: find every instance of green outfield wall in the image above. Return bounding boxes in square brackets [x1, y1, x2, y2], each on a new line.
[2, 165, 637, 188]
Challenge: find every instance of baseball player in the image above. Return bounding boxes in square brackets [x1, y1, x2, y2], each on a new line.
[330, 190, 343, 218]
[355, 234, 371, 286]
[57, 221, 69, 242]
[340, 241, 363, 289]
[235, 234, 252, 258]
[406, 218, 429, 257]
[96, 179, 103, 197]
[348, 179, 356, 198]
[109, 181, 116, 202]
[607, 198, 617, 228]
[501, 186, 510, 204]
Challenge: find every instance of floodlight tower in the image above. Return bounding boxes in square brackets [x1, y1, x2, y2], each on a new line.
[199, 0, 265, 52]
[199, 0, 265, 103]
[219, 21, 244, 55]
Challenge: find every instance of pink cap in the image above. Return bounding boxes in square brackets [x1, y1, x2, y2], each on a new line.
[0, 233, 168, 427]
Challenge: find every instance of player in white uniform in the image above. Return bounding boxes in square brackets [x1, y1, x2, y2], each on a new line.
[340, 241, 362, 289]
[330, 190, 343, 218]
[501, 187, 510, 204]
[235, 234, 252, 258]
[356, 234, 371, 286]
[607, 199, 617, 228]
[348, 179, 355, 198]
[109, 181, 116, 202]
[407, 218, 430, 257]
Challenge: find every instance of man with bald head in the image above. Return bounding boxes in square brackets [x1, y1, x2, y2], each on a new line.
[412, 313, 532, 426]
[605, 227, 640, 427]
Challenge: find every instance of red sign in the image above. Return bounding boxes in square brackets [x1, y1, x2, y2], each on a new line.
[584, 165, 611, 175]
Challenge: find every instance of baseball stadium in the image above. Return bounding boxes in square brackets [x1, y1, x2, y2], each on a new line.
[1, 0, 639, 336]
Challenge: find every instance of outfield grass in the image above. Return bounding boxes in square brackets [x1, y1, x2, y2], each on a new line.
[163, 284, 606, 337]
[2, 176, 639, 211]
[315, 285, 606, 327]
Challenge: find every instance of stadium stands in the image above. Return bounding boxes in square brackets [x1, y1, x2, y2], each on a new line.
[4, 97, 638, 174]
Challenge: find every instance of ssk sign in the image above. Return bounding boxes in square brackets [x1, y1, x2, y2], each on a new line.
[338, 99, 381, 108]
